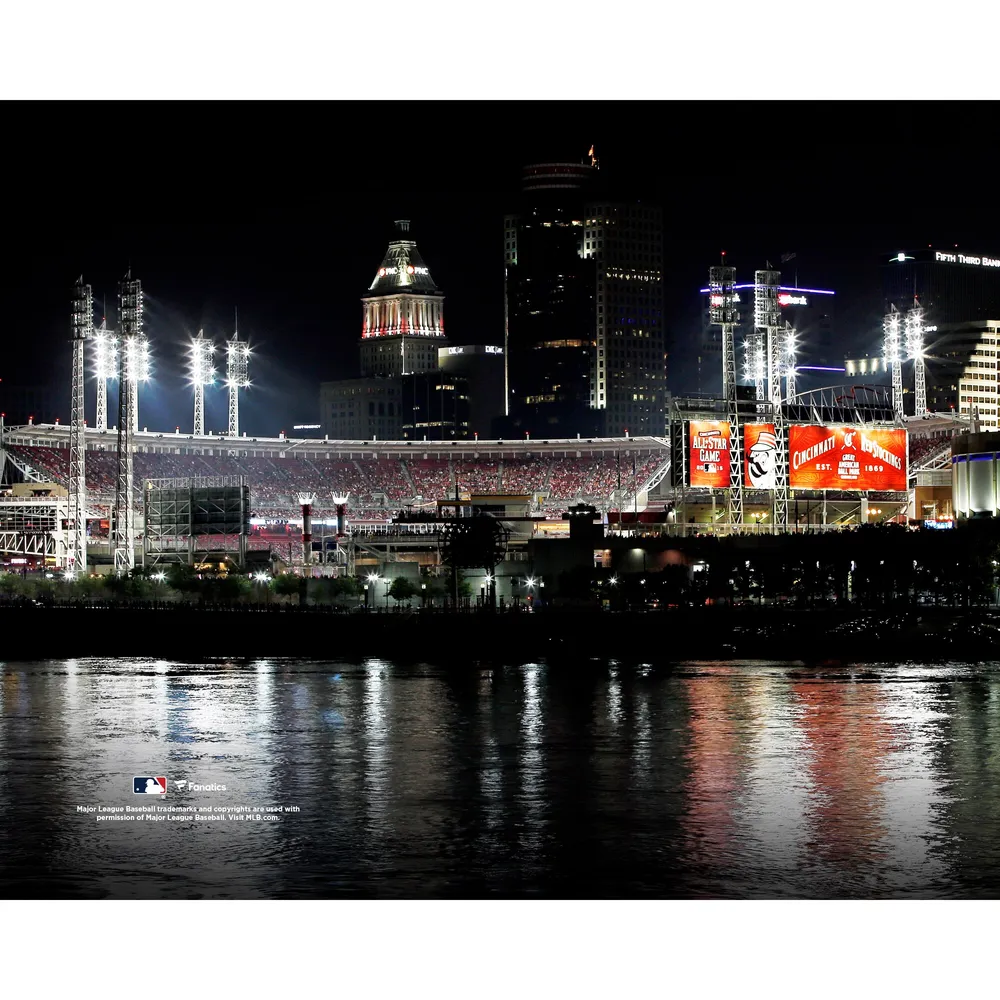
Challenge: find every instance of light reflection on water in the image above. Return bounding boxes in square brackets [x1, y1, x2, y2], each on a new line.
[1, 658, 998, 897]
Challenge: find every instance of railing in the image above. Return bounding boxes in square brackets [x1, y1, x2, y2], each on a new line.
[607, 521, 865, 537]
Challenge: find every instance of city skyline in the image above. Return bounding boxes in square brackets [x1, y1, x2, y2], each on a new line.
[3, 104, 995, 436]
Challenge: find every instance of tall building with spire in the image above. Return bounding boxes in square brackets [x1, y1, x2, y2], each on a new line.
[321, 220, 470, 440]
[360, 219, 447, 377]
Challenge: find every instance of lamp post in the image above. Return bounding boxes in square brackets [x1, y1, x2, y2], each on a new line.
[421, 582, 427, 609]
[384, 579, 390, 609]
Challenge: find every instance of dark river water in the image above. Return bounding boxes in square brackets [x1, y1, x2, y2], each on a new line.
[2, 657, 1000, 898]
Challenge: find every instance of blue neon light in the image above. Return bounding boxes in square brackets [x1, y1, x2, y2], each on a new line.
[797, 366, 847, 372]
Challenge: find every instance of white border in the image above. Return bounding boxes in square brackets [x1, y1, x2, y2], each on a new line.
[0, 1, 994, 100]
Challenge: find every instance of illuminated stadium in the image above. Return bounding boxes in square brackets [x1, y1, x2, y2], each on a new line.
[0, 262, 978, 574]
[0, 423, 670, 569]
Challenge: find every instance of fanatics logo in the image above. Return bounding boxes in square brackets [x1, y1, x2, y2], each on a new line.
[133, 776, 167, 795]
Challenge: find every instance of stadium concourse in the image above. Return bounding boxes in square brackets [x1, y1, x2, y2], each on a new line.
[0, 425, 669, 524]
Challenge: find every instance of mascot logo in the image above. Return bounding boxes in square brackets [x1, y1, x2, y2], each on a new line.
[747, 429, 777, 488]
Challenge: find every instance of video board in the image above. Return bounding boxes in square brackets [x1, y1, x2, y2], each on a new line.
[788, 425, 907, 491]
[688, 420, 731, 488]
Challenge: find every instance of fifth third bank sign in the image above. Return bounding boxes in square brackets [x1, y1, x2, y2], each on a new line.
[788, 425, 908, 491]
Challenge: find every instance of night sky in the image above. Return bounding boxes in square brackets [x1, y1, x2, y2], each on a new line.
[2, 102, 984, 437]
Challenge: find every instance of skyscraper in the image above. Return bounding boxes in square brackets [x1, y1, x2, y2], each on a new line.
[321, 220, 450, 440]
[360, 219, 447, 378]
[503, 162, 599, 437]
[884, 248, 1000, 323]
[502, 155, 665, 438]
[586, 200, 665, 436]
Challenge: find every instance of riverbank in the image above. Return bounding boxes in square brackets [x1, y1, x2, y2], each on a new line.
[0, 604, 997, 663]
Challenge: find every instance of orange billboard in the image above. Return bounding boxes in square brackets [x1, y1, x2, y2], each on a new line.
[788, 424, 907, 491]
[744, 423, 778, 489]
[688, 420, 731, 488]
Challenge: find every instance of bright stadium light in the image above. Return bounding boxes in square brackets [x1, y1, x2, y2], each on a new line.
[93, 329, 119, 381]
[906, 306, 927, 415]
[226, 332, 251, 437]
[883, 312, 902, 365]
[225, 340, 251, 388]
[189, 333, 216, 386]
[190, 331, 215, 436]
[92, 324, 118, 434]
[884, 309, 904, 419]
[744, 334, 765, 386]
[905, 307, 924, 360]
[783, 326, 798, 400]
[125, 336, 152, 383]
[783, 328, 797, 362]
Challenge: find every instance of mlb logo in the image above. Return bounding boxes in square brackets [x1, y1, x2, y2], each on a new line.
[133, 776, 167, 795]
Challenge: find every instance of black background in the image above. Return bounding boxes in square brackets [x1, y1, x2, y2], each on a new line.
[1, 101, 984, 435]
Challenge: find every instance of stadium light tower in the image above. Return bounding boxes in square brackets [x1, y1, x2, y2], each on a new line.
[93, 317, 117, 433]
[783, 322, 797, 402]
[755, 268, 787, 530]
[125, 334, 151, 434]
[226, 316, 250, 437]
[189, 330, 215, 436]
[708, 262, 743, 530]
[744, 333, 766, 402]
[69, 277, 94, 574]
[906, 305, 926, 417]
[114, 271, 142, 576]
[884, 306, 904, 421]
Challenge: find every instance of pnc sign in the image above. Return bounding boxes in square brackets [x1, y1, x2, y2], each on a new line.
[377, 265, 430, 277]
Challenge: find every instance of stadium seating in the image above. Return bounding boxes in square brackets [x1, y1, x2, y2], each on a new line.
[908, 434, 951, 467]
[4, 444, 668, 518]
